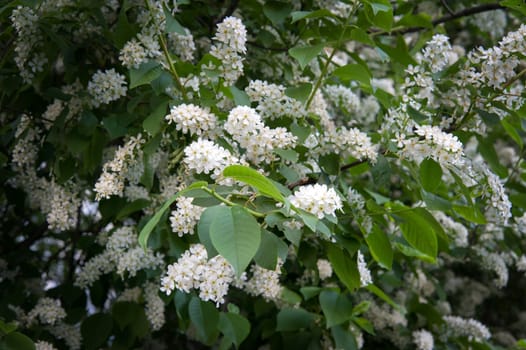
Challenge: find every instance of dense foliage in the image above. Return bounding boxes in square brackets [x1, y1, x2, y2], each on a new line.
[1, 0, 526, 349]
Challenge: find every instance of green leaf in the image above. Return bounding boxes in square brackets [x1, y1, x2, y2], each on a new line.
[223, 165, 285, 202]
[289, 43, 326, 70]
[319, 153, 340, 175]
[164, 9, 187, 34]
[188, 297, 219, 345]
[331, 325, 358, 350]
[352, 301, 371, 316]
[389, 205, 438, 262]
[81, 313, 113, 350]
[229, 86, 250, 106]
[332, 64, 371, 87]
[198, 206, 228, 257]
[421, 191, 451, 211]
[501, 118, 523, 148]
[290, 9, 337, 23]
[285, 83, 312, 104]
[254, 229, 283, 270]
[138, 182, 207, 249]
[116, 198, 150, 220]
[350, 28, 374, 46]
[0, 321, 17, 335]
[263, 1, 293, 25]
[327, 244, 360, 291]
[143, 101, 168, 135]
[276, 308, 315, 331]
[210, 206, 261, 277]
[420, 158, 443, 192]
[300, 287, 322, 300]
[353, 317, 375, 335]
[395, 242, 435, 263]
[218, 312, 250, 348]
[365, 284, 405, 313]
[0, 332, 35, 350]
[500, 0, 526, 15]
[319, 290, 353, 327]
[365, 225, 393, 269]
[130, 61, 162, 89]
[453, 205, 487, 224]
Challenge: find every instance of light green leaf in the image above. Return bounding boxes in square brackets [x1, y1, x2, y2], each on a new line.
[223, 165, 285, 202]
[300, 287, 322, 300]
[218, 312, 250, 348]
[229, 86, 251, 106]
[143, 101, 168, 135]
[130, 61, 162, 89]
[188, 297, 219, 345]
[453, 205, 487, 224]
[198, 206, 228, 257]
[500, 0, 526, 16]
[331, 325, 358, 350]
[210, 206, 261, 277]
[332, 64, 371, 87]
[285, 83, 312, 104]
[319, 290, 353, 327]
[366, 284, 405, 313]
[289, 43, 326, 70]
[365, 225, 393, 269]
[164, 9, 187, 34]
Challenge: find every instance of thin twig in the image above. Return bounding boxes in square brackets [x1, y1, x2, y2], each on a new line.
[439, 0, 455, 16]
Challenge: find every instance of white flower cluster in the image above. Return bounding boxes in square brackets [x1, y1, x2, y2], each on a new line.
[183, 139, 239, 180]
[144, 282, 165, 331]
[483, 169, 512, 225]
[46, 181, 80, 232]
[87, 69, 128, 107]
[225, 106, 297, 164]
[35, 341, 58, 350]
[165, 104, 218, 137]
[119, 39, 148, 69]
[432, 212, 469, 247]
[421, 34, 453, 73]
[324, 84, 361, 114]
[76, 226, 164, 287]
[477, 249, 509, 288]
[245, 80, 306, 120]
[443, 315, 491, 342]
[288, 184, 343, 219]
[323, 126, 378, 162]
[398, 124, 463, 168]
[94, 135, 145, 200]
[210, 16, 247, 84]
[412, 329, 434, 350]
[27, 298, 66, 326]
[472, 10, 507, 39]
[10, 6, 47, 83]
[243, 260, 283, 302]
[160, 244, 236, 306]
[357, 250, 372, 287]
[317, 259, 333, 280]
[168, 28, 196, 62]
[48, 322, 81, 350]
[169, 197, 204, 236]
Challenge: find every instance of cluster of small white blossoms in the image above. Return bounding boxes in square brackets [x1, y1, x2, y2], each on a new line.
[76, 226, 164, 287]
[317, 259, 333, 280]
[87, 69, 128, 107]
[432, 211, 469, 247]
[483, 168, 512, 225]
[365, 300, 407, 332]
[210, 16, 247, 84]
[476, 248, 509, 288]
[245, 80, 307, 120]
[165, 104, 218, 138]
[46, 181, 80, 232]
[357, 251, 372, 287]
[10, 6, 47, 83]
[412, 329, 434, 350]
[94, 134, 145, 200]
[27, 298, 66, 326]
[144, 282, 166, 331]
[321, 126, 378, 162]
[168, 28, 196, 62]
[169, 197, 205, 236]
[160, 244, 236, 306]
[242, 260, 283, 302]
[225, 106, 297, 164]
[119, 23, 164, 69]
[182, 139, 240, 181]
[420, 34, 453, 73]
[35, 340, 58, 350]
[48, 322, 81, 350]
[443, 316, 491, 342]
[324, 84, 361, 114]
[288, 184, 343, 219]
[472, 10, 507, 39]
[397, 124, 464, 168]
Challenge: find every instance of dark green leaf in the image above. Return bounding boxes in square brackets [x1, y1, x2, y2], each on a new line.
[276, 308, 315, 331]
[319, 290, 353, 327]
[420, 158, 442, 192]
[188, 297, 219, 345]
[218, 312, 250, 348]
[290, 9, 337, 23]
[331, 325, 358, 350]
[130, 61, 163, 89]
[198, 205, 228, 257]
[285, 83, 312, 104]
[0, 332, 35, 350]
[143, 101, 168, 135]
[327, 244, 360, 291]
[365, 225, 393, 269]
[263, 1, 293, 25]
[81, 313, 113, 350]
[332, 64, 371, 87]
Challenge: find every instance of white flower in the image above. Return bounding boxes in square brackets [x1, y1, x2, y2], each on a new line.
[413, 329, 434, 350]
[27, 298, 66, 326]
[317, 259, 332, 280]
[443, 316, 491, 341]
[357, 251, 372, 287]
[87, 69, 128, 107]
[165, 104, 217, 137]
[183, 139, 238, 179]
[169, 197, 204, 236]
[288, 184, 342, 219]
